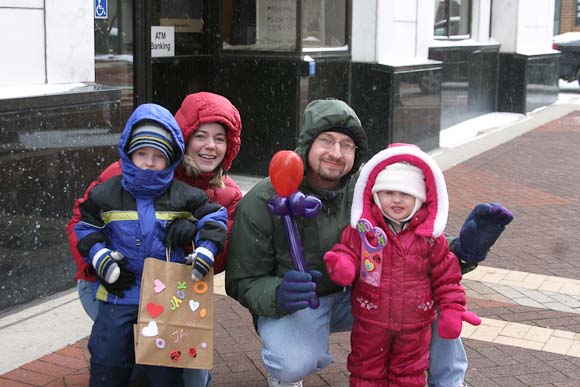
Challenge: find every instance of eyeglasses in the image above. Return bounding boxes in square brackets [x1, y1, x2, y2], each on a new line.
[315, 136, 357, 154]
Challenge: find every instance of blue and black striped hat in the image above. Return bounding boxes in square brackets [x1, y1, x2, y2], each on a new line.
[126, 121, 176, 164]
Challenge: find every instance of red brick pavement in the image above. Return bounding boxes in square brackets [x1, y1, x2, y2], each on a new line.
[445, 111, 580, 280]
[3, 112, 580, 386]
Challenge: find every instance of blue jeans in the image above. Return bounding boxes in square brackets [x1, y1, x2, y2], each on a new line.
[428, 309, 468, 387]
[77, 279, 99, 321]
[258, 289, 353, 383]
[258, 288, 467, 386]
[89, 302, 183, 387]
[79, 282, 211, 386]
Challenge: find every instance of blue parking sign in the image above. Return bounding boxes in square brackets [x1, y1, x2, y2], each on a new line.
[95, 0, 107, 19]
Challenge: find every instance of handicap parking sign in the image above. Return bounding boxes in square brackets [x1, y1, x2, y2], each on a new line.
[95, 0, 107, 19]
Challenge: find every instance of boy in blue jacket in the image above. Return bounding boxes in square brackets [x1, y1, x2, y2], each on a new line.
[75, 103, 227, 387]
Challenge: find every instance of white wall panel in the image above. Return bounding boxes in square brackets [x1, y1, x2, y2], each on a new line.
[491, 0, 518, 52]
[516, 0, 555, 54]
[352, 0, 377, 62]
[0, 0, 43, 8]
[0, 9, 45, 86]
[45, 0, 94, 83]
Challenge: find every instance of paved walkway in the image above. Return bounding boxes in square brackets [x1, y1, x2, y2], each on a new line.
[2, 101, 580, 386]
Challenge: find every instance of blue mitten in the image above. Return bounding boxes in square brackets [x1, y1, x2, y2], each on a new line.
[276, 270, 321, 315]
[455, 203, 514, 263]
[92, 248, 124, 284]
[188, 247, 215, 281]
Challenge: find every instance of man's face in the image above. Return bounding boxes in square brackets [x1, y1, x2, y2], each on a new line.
[307, 131, 356, 190]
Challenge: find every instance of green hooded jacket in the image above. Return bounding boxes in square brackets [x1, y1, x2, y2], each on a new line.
[225, 99, 368, 319]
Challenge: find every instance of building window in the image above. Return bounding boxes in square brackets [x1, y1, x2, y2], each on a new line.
[301, 0, 347, 51]
[434, 0, 471, 39]
[222, 0, 347, 52]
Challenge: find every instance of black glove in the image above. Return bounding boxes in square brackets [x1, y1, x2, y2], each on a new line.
[97, 261, 136, 298]
[276, 270, 321, 315]
[164, 218, 197, 247]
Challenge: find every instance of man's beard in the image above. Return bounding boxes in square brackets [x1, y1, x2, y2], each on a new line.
[316, 161, 345, 183]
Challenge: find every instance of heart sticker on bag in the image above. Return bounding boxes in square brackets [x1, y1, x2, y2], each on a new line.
[146, 302, 164, 318]
[189, 300, 200, 312]
[141, 321, 158, 337]
[153, 279, 166, 293]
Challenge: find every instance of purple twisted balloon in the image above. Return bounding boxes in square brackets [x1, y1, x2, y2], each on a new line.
[267, 191, 322, 308]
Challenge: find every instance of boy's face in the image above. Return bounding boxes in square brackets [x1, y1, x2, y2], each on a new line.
[131, 146, 167, 171]
[376, 190, 415, 221]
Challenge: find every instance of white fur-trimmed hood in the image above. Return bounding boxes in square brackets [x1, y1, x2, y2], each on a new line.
[351, 143, 448, 237]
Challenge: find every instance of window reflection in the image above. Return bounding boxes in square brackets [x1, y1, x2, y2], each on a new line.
[434, 0, 470, 38]
[153, 0, 208, 54]
[222, 0, 347, 51]
[94, 0, 134, 122]
[302, 0, 347, 50]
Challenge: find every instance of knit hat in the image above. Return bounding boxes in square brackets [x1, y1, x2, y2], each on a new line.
[371, 162, 427, 202]
[126, 121, 176, 164]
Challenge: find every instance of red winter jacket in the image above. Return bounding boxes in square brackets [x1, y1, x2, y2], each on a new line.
[332, 205, 465, 331]
[68, 92, 242, 281]
[327, 144, 466, 331]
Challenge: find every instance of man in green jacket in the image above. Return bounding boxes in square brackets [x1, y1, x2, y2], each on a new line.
[226, 98, 512, 387]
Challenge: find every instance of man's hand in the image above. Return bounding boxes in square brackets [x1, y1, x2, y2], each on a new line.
[455, 203, 513, 263]
[276, 270, 321, 314]
[164, 219, 197, 247]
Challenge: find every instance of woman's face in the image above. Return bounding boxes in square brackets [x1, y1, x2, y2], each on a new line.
[185, 123, 227, 173]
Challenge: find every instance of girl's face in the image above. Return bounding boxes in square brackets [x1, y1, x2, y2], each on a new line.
[130, 146, 167, 171]
[376, 190, 415, 221]
[186, 123, 227, 173]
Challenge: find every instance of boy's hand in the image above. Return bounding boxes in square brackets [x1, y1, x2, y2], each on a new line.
[164, 219, 197, 247]
[455, 203, 513, 263]
[92, 248, 124, 284]
[188, 247, 215, 281]
[98, 261, 135, 297]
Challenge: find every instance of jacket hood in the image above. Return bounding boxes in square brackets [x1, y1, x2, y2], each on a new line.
[119, 103, 184, 198]
[174, 92, 242, 173]
[295, 99, 368, 181]
[351, 143, 448, 237]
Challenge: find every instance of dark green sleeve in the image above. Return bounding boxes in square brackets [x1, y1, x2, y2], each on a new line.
[447, 235, 478, 275]
[225, 180, 286, 318]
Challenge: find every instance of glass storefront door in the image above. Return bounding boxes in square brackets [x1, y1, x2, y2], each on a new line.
[94, 0, 134, 122]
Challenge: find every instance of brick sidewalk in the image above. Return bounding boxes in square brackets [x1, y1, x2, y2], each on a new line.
[2, 111, 580, 386]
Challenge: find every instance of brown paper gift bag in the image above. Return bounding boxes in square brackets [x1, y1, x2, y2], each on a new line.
[134, 255, 213, 369]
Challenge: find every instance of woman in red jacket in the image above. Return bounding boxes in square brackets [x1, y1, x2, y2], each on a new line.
[66, 92, 242, 387]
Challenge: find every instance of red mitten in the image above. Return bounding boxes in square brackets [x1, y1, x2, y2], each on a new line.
[323, 251, 356, 286]
[438, 304, 482, 339]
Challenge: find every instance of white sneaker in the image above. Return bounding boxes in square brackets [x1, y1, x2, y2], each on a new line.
[267, 374, 304, 387]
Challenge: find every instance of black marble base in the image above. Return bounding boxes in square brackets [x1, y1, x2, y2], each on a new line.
[429, 44, 500, 129]
[497, 52, 560, 114]
[0, 85, 122, 311]
[351, 61, 443, 155]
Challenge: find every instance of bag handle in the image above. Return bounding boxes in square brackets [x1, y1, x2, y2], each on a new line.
[165, 241, 196, 262]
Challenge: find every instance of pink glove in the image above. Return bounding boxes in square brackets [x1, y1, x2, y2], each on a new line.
[438, 304, 482, 339]
[323, 251, 356, 286]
